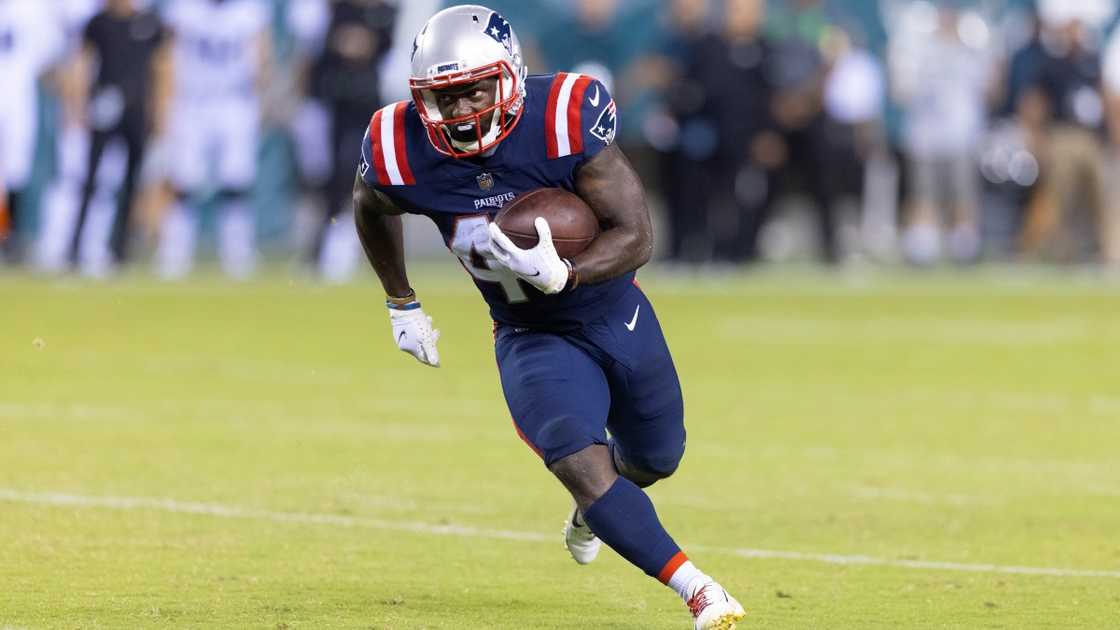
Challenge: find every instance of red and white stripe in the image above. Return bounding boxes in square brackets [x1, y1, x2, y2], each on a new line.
[368, 102, 415, 186]
[545, 73, 594, 159]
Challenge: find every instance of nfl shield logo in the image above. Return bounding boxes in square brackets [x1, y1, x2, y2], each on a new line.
[477, 172, 494, 191]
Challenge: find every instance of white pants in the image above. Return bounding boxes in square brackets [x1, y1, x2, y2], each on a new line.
[167, 97, 260, 192]
[0, 90, 37, 191]
[156, 199, 257, 280]
[35, 127, 128, 276]
[157, 96, 260, 279]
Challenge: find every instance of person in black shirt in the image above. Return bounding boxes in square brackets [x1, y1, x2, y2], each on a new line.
[1021, 18, 1119, 262]
[67, 0, 168, 270]
[672, 0, 781, 263]
[306, 0, 397, 279]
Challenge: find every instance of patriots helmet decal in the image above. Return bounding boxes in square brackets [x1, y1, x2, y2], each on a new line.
[483, 12, 514, 56]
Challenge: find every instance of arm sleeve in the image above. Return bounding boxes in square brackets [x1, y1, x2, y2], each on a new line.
[577, 77, 617, 163]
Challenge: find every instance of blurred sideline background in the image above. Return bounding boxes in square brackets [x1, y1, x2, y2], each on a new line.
[3, 0, 1120, 282]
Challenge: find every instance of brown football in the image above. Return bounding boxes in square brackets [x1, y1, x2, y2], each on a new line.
[495, 188, 599, 259]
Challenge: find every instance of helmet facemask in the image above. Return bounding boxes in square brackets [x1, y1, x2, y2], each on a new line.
[410, 59, 524, 158]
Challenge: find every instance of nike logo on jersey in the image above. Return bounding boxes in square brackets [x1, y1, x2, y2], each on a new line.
[624, 304, 640, 331]
[588, 85, 600, 107]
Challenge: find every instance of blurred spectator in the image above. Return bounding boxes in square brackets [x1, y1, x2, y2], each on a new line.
[156, 0, 271, 280]
[280, 0, 331, 193]
[1020, 17, 1120, 262]
[1102, 19, 1120, 264]
[35, 0, 104, 274]
[65, 0, 168, 275]
[764, 0, 843, 263]
[820, 26, 884, 257]
[0, 1, 63, 263]
[307, 0, 397, 283]
[674, 0, 781, 263]
[650, 0, 717, 262]
[281, 0, 332, 257]
[891, 6, 992, 264]
[1000, 8, 1048, 119]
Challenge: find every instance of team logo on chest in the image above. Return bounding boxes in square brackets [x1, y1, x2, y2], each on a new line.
[477, 172, 494, 191]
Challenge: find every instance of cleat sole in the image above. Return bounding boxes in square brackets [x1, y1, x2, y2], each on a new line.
[706, 611, 746, 630]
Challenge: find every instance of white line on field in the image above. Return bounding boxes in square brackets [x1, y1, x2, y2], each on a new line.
[3, 489, 1119, 579]
[846, 485, 991, 506]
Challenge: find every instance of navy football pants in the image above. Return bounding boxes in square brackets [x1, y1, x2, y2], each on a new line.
[495, 284, 686, 478]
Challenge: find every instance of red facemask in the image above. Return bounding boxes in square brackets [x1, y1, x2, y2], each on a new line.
[410, 60, 524, 158]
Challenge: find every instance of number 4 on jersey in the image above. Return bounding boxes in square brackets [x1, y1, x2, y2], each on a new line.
[449, 214, 528, 303]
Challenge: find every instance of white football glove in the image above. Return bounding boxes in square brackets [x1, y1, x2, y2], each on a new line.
[488, 217, 570, 295]
[387, 302, 440, 367]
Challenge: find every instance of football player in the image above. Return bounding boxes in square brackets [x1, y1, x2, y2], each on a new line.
[0, 0, 64, 263]
[155, 0, 270, 279]
[353, 6, 745, 629]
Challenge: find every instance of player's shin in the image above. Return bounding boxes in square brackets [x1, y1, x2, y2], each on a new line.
[580, 477, 693, 588]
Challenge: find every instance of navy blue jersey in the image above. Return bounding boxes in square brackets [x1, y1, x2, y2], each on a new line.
[360, 72, 630, 330]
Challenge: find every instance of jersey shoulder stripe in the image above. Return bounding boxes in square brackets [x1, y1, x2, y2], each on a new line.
[544, 72, 594, 159]
[368, 101, 415, 186]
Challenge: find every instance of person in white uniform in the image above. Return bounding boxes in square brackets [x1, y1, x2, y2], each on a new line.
[157, 0, 270, 279]
[0, 0, 63, 262]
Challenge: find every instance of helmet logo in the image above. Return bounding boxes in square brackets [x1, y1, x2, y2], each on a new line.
[483, 12, 514, 56]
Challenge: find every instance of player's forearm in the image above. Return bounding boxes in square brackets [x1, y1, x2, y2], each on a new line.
[354, 195, 412, 298]
[570, 224, 652, 285]
[572, 145, 654, 284]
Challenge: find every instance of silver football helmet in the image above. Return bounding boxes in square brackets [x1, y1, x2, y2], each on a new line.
[409, 5, 528, 158]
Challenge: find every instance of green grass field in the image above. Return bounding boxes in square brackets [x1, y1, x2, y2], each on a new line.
[3, 265, 1119, 629]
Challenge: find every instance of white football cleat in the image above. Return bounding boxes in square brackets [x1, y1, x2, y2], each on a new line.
[688, 580, 746, 630]
[563, 505, 600, 565]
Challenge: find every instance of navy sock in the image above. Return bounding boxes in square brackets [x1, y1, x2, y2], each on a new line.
[581, 476, 687, 582]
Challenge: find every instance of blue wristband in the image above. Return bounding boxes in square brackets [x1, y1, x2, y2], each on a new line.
[386, 300, 422, 311]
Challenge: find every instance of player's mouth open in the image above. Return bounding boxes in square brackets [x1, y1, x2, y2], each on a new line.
[451, 122, 477, 140]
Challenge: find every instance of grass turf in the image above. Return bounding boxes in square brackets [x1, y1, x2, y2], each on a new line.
[2, 265, 1119, 629]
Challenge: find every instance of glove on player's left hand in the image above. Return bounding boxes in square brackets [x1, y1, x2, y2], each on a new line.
[488, 217, 569, 295]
